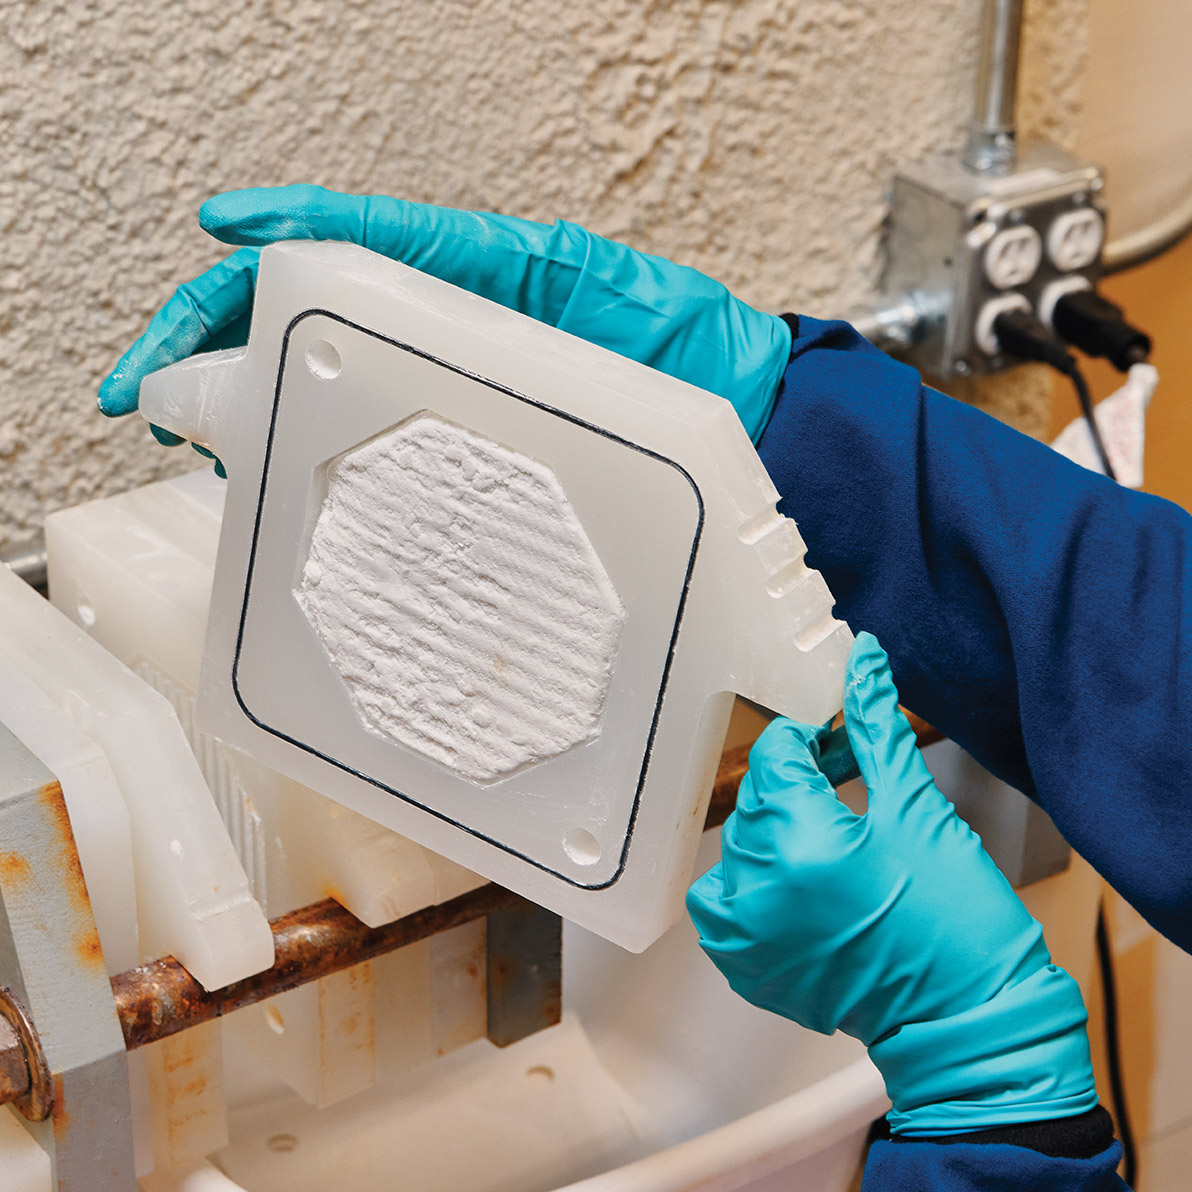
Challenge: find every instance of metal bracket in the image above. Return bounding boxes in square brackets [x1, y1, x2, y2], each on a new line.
[0, 724, 135, 1189]
[486, 901, 563, 1048]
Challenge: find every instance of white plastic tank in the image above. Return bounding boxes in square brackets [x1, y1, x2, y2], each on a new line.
[1081, 0, 1192, 246]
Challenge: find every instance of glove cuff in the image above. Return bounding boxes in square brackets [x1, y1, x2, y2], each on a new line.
[741, 313, 793, 444]
[868, 963, 1099, 1136]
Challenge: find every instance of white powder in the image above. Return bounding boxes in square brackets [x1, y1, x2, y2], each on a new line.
[298, 414, 626, 783]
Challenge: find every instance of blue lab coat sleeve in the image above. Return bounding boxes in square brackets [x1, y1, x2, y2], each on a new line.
[756, 316, 1192, 955]
[862, 1138, 1129, 1190]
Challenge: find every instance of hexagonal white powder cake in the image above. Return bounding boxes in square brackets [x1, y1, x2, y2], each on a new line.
[298, 414, 625, 784]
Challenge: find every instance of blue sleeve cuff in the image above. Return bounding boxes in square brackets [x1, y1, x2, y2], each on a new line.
[863, 1138, 1129, 1191]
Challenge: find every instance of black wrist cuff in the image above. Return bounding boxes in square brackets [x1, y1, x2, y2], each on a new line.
[876, 1105, 1116, 1161]
[780, 313, 800, 339]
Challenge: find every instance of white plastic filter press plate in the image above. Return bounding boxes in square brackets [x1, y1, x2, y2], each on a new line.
[140, 241, 852, 951]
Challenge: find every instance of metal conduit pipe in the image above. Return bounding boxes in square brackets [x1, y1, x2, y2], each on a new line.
[962, 0, 1024, 174]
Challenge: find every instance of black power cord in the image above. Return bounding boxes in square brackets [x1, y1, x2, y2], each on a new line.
[989, 305, 1143, 1186]
[1065, 366, 1116, 483]
[1096, 901, 1138, 1188]
[992, 305, 1143, 1184]
[991, 308, 1117, 481]
[1052, 290, 1152, 373]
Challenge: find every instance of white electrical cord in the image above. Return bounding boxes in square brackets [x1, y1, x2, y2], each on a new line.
[1051, 364, 1159, 489]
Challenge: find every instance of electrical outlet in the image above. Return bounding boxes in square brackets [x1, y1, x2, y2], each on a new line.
[1037, 274, 1092, 330]
[879, 142, 1105, 376]
[975, 293, 1031, 356]
[1047, 207, 1104, 271]
[984, 226, 1042, 289]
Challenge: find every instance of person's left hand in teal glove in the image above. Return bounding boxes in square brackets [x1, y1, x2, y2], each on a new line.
[687, 631, 1099, 1137]
[97, 185, 793, 465]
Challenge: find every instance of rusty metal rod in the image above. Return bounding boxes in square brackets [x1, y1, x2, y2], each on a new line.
[106, 741, 764, 1051]
[112, 882, 524, 1050]
[0, 715, 939, 1081]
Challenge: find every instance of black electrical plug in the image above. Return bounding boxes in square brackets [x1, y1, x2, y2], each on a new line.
[991, 307, 1117, 481]
[991, 307, 1078, 373]
[1052, 289, 1151, 372]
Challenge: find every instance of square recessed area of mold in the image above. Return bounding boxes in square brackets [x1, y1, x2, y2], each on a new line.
[231, 312, 702, 888]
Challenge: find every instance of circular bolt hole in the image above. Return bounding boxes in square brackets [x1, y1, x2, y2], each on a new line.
[76, 601, 96, 628]
[265, 1005, 285, 1036]
[525, 1065, 555, 1087]
[563, 827, 600, 866]
[305, 339, 342, 380]
[267, 1133, 299, 1153]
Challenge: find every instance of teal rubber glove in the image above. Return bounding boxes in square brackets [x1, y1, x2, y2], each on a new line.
[98, 185, 792, 443]
[687, 632, 1098, 1136]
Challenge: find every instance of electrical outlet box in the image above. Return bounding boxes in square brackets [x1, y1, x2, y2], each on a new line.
[881, 142, 1105, 377]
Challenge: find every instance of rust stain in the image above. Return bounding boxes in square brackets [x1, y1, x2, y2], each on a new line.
[37, 782, 107, 971]
[488, 958, 509, 996]
[166, 1076, 209, 1104]
[38, 783, 91, 909]
[0, 851, 32, 887]
[152, 1032, 220, 1148]
[51, 1074, 68, 1134]
[162, 1041, 200, 1075]
[74, 927, 105, 971]
[38, 783, 86, 898]
[466, 963, 479, 980]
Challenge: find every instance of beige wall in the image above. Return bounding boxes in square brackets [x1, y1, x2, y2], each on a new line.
[0, 0, 1090, 548]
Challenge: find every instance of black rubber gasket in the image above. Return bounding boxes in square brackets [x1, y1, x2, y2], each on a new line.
[231, 309, 705, 890]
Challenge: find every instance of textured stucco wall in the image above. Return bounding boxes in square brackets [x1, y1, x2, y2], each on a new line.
[1, 0, 1088, 550]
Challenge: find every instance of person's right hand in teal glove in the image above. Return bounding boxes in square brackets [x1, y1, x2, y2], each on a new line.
[97, 185, 792, 448]
[687, 632, 1099, 1137]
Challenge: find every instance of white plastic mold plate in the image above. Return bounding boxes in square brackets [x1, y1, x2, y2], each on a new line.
[141, 241, 852, 951]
